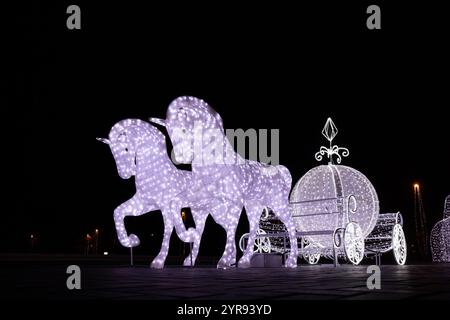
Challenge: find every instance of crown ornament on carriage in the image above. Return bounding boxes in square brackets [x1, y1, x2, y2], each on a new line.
[315, 117, 349, 164]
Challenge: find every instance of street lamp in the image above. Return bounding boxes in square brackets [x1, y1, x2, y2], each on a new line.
[86, 233, 92, 255]
[95, 229, 99, 255]
[181, 211, 186, 256]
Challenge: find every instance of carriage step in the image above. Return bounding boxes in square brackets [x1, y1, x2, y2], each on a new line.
[250, 253, 283, 267]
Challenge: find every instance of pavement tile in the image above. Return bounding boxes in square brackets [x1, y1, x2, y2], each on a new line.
[3, 263, 450, 299]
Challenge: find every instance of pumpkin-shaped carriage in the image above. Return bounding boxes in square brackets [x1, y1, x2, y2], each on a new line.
[239, 118, 407, 266]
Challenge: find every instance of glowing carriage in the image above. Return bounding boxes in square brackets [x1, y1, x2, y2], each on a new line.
[290, 163, 376, 266]
[364, 212, 407, 265]
[239, 118, 407, 266]
[239, 164, 374, 266]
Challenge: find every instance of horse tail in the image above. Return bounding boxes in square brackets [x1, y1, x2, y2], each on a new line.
[277, 165, 292, 189]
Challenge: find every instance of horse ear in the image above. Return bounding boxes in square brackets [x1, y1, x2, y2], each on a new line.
[96, 137, 110, 145]
[149, 117, 166, 127]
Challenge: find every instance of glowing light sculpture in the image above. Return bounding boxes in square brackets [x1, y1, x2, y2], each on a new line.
[430, 195, 450, 262]
[289, 118, 374, 265]
[239, 210, 290, 255]
[239, 117, 407, 266]
[150, 96, 298, 268]
[97, 119, 209, 268]
[365, 212, 407, 265]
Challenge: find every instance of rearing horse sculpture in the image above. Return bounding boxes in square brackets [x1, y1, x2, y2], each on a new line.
[97, 118, 207, 268]
[150, 96, 298, 268]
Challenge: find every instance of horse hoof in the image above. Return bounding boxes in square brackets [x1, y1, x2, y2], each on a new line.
[238, 259, 251, 268]
[183, 257, 195, 267]
[120, 233, 140, 248]
[217, 260, 230, 269]
[150, 262, 164, 269]
[284, 258, 297, 268]
[150, 258, 164, 269]
[128, 234, 141, 247]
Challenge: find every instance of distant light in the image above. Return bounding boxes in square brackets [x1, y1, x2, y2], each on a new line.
[103, 251, 108, 256]
[30, 235, 34, 239]
[414, 183, 420, 190]
[95, 229, 99, 233]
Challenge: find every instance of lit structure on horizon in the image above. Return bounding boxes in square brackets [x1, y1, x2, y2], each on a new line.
[414, 182, 429, 259]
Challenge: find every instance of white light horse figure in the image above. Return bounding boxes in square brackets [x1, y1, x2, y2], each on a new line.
[150, 96, 298, 268]
[97, 118, 208, 268]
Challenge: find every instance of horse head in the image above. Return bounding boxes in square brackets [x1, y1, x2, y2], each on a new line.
[97, 119, 162, 179]
[150, 96, 224, 165]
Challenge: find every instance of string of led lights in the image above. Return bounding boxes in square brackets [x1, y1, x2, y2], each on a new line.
[430, 195, 450, 262]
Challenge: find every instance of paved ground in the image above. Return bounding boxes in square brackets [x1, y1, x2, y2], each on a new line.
[2, 258, 450, 299]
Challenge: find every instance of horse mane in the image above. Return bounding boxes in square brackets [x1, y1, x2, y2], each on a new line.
[167, 96, 224, 133]
[109, 119, 165, 142]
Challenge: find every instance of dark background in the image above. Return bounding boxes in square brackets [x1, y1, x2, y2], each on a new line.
[10, 1, 449, 261]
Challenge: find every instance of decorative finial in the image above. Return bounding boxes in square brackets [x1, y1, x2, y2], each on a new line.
[315, 117, 349, 164]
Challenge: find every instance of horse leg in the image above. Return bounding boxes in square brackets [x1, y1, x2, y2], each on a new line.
[217, 204, 242, 269]
[274, 206, 298, 268]
[170, 199, 200, 243]
[150, 213, 174, 269]
[238, 204, 264, 268]
[113, 195, 156, 247]
[183, 208, 208, 267]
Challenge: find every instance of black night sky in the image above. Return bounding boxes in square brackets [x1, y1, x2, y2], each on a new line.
[10, 2, 450, 262]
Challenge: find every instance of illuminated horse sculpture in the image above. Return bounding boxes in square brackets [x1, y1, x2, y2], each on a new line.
[97, 119, 210, 268]
[150, 96, 298, 268]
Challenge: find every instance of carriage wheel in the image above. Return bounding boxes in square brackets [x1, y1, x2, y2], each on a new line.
[303, 251, 321, 264]
[302, 238, 321, 264]
[238, 233, 249, 252]
[344, 222, 364, 265]
[392, 224, 407, 265]
[254, 228, 271, 253]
